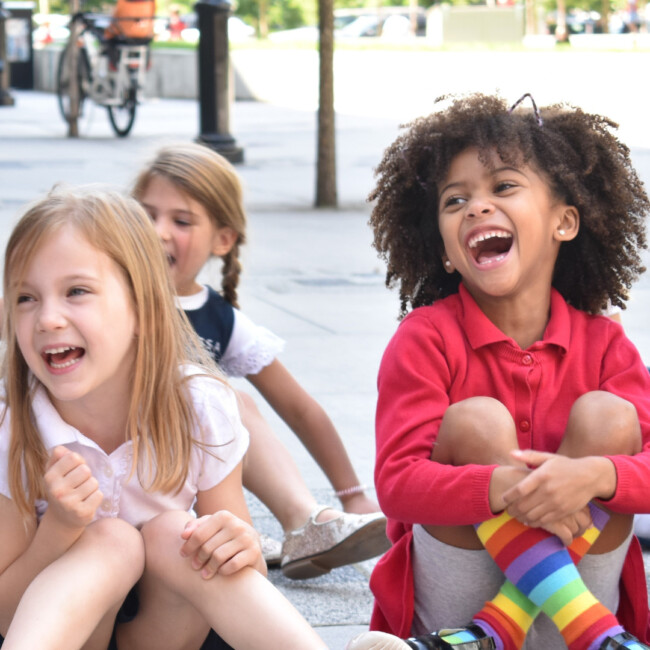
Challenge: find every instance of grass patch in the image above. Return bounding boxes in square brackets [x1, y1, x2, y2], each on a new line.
[151, 40, 197, 50]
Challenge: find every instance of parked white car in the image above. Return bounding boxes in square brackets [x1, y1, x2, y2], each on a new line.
[168, 15, 255, 43]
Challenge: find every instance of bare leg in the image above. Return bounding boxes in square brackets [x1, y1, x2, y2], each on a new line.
[280, 400, 380, 514]
[425, 396, 523, 549]
[239, 390, 390, 578]
[240, 390, 376, 527]
[337, 490, 381, 514]
[246, 361, 380, 514]
[2, 518, 144, 650]
[557, 390, 640, 553]
[117, 510, 328, 650]
[239, 391, 326, 531]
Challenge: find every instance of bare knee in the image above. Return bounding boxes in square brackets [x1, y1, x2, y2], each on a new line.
[433, 397, 516, 465]
[562, 391, 641, 457]
[140, 510, 192, 578]
[87, 517, 143, 559]
[83, 518, 145, 592]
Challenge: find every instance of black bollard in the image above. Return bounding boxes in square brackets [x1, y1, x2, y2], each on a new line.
[0, 1, 15, 106]
[195, 0, 243, 163]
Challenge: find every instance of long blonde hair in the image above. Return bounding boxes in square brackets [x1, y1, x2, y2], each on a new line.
[132, 143, 247, 308]
[2, 186, 219, 517]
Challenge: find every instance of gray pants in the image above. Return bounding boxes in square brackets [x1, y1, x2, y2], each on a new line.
[411, 523, 632, 649]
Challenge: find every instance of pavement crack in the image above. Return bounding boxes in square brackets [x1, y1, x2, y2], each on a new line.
[250, 293, 338, 334]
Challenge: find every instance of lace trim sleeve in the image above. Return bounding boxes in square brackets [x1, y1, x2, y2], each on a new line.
[220, 326, 285, 377]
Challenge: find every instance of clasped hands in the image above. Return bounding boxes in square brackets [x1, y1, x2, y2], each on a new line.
[491, 449, 609, 546]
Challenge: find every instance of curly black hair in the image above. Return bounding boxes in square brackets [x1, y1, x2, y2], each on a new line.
[369, 93, 649, 318]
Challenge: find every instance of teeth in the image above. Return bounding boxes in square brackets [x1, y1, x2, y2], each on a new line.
[468, 231, 511, 248]
[50, 358, 80, 369]
[45, 346, 82, 370]
[47, 346, 77, 355]
[478, 254, 507, 266]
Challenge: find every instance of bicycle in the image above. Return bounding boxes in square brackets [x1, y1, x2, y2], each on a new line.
[57, 11, 152, 137]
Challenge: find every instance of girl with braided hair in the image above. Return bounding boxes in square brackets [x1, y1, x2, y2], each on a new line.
[132, 143, 389, 581]
[347, 93, 650, 650]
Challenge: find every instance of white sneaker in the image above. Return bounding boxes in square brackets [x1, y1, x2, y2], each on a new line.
[281, 506, 390, 579]
[346, 631, 411, 650]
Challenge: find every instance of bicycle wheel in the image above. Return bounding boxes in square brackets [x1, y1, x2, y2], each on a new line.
[57, 43, 91, 122]
[107, 79, 137, 137]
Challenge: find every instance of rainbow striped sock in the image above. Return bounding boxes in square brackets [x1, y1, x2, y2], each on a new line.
[474, 504, 623, 650]
[432, 505, 610, 650]
[470, 504, 610, 650]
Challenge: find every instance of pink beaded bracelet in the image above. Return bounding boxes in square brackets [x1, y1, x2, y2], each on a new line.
[334, 484, 368, 498]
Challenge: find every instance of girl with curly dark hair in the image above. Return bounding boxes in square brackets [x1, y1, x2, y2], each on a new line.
[347, 94, 650, 650]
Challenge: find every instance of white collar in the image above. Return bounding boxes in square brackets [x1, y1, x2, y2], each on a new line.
[176, 285, 209, 311]
[32, 384, 110, 454]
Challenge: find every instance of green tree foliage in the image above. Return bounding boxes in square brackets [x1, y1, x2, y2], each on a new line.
[237, 0, 310, 30]
[49, 0, 109, 13]
[542, 0, 618, 14]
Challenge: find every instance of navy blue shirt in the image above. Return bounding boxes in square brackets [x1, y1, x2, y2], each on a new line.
[182, 286, 235, 364]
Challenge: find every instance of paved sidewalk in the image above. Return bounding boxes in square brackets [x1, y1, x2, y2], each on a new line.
[2, 87, 650, 649]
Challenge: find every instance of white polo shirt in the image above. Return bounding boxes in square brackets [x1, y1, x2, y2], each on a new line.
[0, 368, 249, 529]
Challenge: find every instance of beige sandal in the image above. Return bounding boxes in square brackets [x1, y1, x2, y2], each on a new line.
[280, 506, 390, 579]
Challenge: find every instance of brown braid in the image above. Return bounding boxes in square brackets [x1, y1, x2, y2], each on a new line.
[221, 241, 243, 309]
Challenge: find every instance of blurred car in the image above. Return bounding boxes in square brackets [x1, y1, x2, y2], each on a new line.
[380, 14, 412, 39]
[546, 9, 602, 35]
[160, 14, 255, 43]
[228, 16, 256, 40]
[270, 7, 425, 42]
[335, 7, 426, 38]
[337, 14, 381, 37]
[32, 13, 70, 47]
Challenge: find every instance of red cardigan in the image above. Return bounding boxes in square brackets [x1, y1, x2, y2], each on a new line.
[370, 285, 650, 640]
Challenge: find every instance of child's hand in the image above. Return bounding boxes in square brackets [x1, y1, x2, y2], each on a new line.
[502, 449, 602, 528]
[179, 510, 263, 579]
[538, 506, 593, 546]
[44, 446, 103, 530]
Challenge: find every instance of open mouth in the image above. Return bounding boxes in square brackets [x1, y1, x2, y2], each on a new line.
[467, 230, 513, 265]
[44, 346, 85, 369]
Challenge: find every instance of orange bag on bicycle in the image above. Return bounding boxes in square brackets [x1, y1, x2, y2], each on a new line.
[104, 0, 155, 41]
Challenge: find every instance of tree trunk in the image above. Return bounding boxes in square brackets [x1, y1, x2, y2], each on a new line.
[525, 0, 536, 35]
[409, 0, 418, 35]
[315, 0, 337, 207]
[258, 0, 268, 40]
[600, 0, 610, 33]
[67, 0, 81, 137]
[555, 0, 569, 41]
